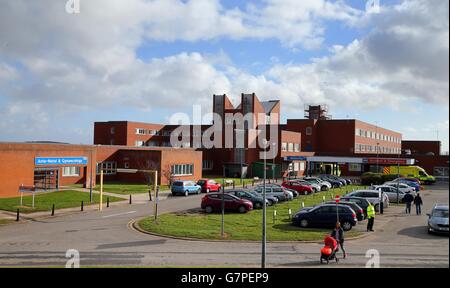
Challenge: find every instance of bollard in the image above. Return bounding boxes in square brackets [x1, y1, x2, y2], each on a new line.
[149, 191, 152, 202]
[301, 202, 305, 208]
[16, 209, 19, 222]
[81, 201, 84, 212]
[322, 195, 325, 202]
[288, 208, 292, 219]
[107, 197, 110, 208]
[273, 210, 277, 224]
[233, 181, 235, 189]
[129, 194, 132, 205]
[51, 204, 55, 216]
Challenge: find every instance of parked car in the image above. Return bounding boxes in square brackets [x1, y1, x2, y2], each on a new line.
[253, 184, 291, 201]
[319, 174, 347, 188]
[282, 180, 314, 195]
[292, 204, 358, 231]
[340, 196, 371, 216]
[392, 178, 421, 192]
[345, 190, 390, 211]
[427, 204, 449, 234]
[324, 201, 365, 221]
[284, 188, 298, 199]
[303, 177, 331, 191]
[171, 180, 201, 196]
[201, 193, 253, 213]
[373, 185, 412, 203]
[383, 182, 416, 194]
[291, 179, 321, 193]
[225, 189, 266, 209]
[247, 191, 279, 206]
[197, 179, 221, 193]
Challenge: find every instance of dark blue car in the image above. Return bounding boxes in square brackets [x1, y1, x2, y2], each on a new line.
[292, 204, 358, 231]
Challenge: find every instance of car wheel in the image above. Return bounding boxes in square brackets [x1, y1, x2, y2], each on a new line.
[238, 206, 247, 214]
[299, 219, 309, 228]
[267, 199, 274, 206]
[342, 221, 352, 231]
[197, 189, 201, 195]
[185, 190, 189, 197]
[205, 206, 213, 214]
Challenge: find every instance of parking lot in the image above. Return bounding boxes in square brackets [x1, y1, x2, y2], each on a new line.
[0, 178, 447, 267]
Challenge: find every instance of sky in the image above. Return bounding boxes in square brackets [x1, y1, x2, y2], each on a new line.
[0, 0, 448, 153]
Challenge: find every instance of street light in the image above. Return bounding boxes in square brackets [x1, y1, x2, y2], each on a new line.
[262, 139, 268, 268]
[235, 128, 245, 184]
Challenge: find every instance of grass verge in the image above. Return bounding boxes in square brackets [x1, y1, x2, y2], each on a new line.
[94, 182, 170, 195]
[138, 185, 365, 241]
[0, 190, 124, 213]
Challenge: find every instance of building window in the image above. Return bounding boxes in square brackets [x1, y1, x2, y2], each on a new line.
[110, 127, 115, 134]
[288, 143, 294, 152]
[147, 141, 158, 147]
[62, 166, 80, 177]
[202, 160, 213, 170]
[299, 162, 305, 171]
[355, 128, 360, 136]
[294, 143, 300, 152]
[135, 141, 145, 147]
[136, 128, 146, 135]
[306, 127, 313, 136]
[293, 162, 300, 171]
[171, 164, 194, 176]
[97, 162, 117, 175]
[281, 142, 287, 152]
[349, 163, 361, 172]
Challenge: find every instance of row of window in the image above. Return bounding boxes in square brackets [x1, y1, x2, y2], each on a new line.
[355, 144, 401, 154]
[281, 142, 300, 152]
[135, 141, 173, 147]
[171, 164, 194, 176]
[355, 128, 401, 143]
[135, 128, 171, 136]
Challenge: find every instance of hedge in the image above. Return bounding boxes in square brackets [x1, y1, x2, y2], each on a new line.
[361, 172, 398, 185]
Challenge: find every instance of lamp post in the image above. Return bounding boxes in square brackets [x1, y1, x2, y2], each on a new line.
[235, 129, 246, 184]
[262, 139, 267, 268]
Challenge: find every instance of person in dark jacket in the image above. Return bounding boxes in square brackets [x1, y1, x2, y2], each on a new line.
[403, 192, 414, 214]
[331, 222, 346, 259]
[414, 193, 423, 215]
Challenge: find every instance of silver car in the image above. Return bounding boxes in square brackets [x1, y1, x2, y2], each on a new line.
[427, 204, 449, 234]
[373, 185, 415, 203]
[383, 182, 416, 194]
[346, 190, 390, 211]
[253, 184, 291, 201]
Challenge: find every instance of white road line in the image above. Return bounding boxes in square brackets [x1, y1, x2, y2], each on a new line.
[102, 211, 137, 218]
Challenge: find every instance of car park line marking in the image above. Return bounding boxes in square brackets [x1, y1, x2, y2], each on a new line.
[102, 211, 137, 218]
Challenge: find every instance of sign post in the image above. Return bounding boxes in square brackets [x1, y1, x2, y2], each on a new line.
[335, 195, 340, 223]
[99, 169, 103, 211]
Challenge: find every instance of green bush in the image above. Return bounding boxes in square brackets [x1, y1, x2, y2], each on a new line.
[361, 173, 398, 185]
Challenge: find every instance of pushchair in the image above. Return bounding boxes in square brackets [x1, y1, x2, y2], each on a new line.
[320, 236, 339, 264]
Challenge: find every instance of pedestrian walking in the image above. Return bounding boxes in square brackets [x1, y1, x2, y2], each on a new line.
[331, 222, 346, 259]
[367, 202, 375, 232]
[403, 192, 414, 214]
[414, 193, 423, 215]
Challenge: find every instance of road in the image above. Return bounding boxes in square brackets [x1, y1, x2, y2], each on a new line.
[0, 183, 448, 268]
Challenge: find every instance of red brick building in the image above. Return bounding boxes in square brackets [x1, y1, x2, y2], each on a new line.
[0, 142, 201, 198]
[402, 140, 449, 179]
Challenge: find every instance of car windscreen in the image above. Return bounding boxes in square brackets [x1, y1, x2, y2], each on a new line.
[432, 209, 449, 218]
[197, 180, 206, 185]
[173, 182, 183, 187]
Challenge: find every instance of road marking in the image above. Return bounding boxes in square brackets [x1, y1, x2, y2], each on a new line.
[102, 211, 137, 218]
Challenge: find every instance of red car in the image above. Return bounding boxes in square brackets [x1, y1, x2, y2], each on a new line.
[201, 193, 253, 214]
[197, 179, 221, 193]
[282, 180, 314, 195]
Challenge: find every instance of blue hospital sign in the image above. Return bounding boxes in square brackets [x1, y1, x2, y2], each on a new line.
[35, 157, 88, 166]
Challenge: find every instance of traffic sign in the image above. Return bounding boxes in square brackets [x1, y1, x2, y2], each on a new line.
[335, 195, 340, 203]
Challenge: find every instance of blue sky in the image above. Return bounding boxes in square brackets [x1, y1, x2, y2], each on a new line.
[0, 0, 448, 152]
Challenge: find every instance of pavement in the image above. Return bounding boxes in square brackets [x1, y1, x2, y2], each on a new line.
[0, 182, 448, 268]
